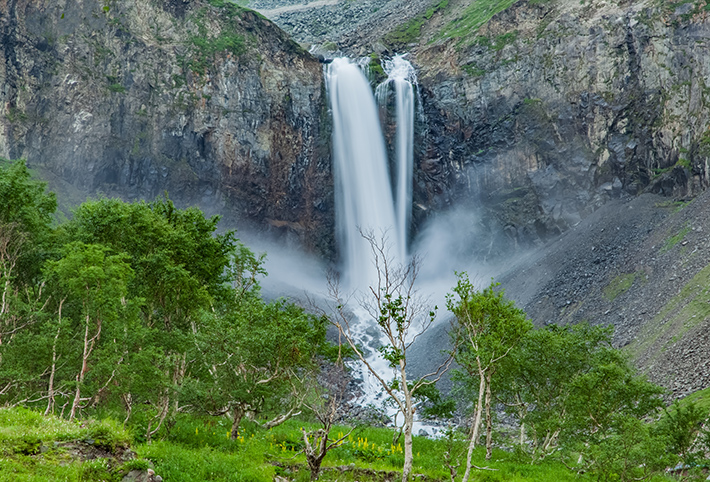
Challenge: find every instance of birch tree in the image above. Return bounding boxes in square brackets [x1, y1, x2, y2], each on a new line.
[329, 233, 453, 482]
[45, 242, 133, 420]
[447, 274, 531, 480]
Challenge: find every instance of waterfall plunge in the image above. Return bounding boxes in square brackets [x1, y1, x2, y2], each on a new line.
[328, 57, 442, 435]
[376, 55, 417, 264]
[328, 56, 417, 291]
[328, 58, 397, 291]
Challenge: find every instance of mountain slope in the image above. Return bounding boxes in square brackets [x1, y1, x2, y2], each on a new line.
[0, 0, 334, 254]
[497, 190, 710, 397]
[410, 0, 710, 257]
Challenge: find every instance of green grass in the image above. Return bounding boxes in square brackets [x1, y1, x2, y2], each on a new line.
[629, 263, 710, 361]
[383, 0, 449, 47]
[475, 31, 519, 51]
[436, 0, 516, 45]
[462, 63, 486, 76]
[603, 273, 637, 301]
[133, 416, 611, 482]
[674, 386, 710, 414]
[139, 441, 274, 482]
[661, 224, 690, 253]
[188, 4, 247, 75]
[0, 407, 679, 481]
[189, 33, 246, 74]
[0, 407, 140, 482]
[653, 157, 693, 178]
[655, 199, 690, 213]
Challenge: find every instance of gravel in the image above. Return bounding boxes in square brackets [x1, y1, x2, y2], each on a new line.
[249, 0, 434, 54]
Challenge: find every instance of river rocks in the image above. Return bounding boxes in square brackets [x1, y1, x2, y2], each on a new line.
[0, 0, 334, 255]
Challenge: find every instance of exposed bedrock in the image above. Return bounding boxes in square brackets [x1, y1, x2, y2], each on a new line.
[0, 0, 333, 254]
[410, 0, 710, 260]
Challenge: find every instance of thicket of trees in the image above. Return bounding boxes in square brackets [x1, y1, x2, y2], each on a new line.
[0, 160, 331, 441]
[2, 159, 709, 482]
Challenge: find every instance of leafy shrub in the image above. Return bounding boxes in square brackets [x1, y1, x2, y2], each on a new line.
[13, 435, 41, 455]
[86, 418, 131, 452]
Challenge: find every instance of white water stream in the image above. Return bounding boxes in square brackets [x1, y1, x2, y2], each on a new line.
[327, 57, 399, 291]
[376, 55, 417, 263]
[328, 56, 439, 436]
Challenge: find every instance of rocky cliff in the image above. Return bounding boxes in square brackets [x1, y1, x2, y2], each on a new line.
[0, 0, 333, 254]
[253, 0, 710, 262]
[410, 0, 710, 259]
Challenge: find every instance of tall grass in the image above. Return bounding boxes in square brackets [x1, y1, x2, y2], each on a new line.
[0, 407, 680, 481]
[436, 0, 517, 45]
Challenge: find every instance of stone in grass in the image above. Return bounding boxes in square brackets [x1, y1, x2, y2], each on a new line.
[121, 468, 163, 482]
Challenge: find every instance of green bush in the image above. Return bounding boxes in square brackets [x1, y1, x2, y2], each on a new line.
[13, 435, 41, 455]
[86, 418, 131, 452]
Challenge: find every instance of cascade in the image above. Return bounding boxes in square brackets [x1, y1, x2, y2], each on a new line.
[327, 55, 418, 290]
[327, 57, 399, 291]
[375, 55, 417, 263]
[328, 57, 436, 433]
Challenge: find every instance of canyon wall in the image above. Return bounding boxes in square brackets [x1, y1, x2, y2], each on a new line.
[0, 0, 333, 254]
[411, 0, 710, 260]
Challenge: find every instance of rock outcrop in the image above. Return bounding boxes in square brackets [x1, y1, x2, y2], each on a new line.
[0, 0, 333, 254]
[411, 0, 710, 259]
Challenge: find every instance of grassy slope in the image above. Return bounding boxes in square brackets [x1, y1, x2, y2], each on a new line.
[0, 407, 140, 482]
[382, 0, 523, 50]
[0, 407, 674, 482]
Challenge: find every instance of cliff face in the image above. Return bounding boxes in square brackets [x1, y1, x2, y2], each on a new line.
[0, 0, 333, 254]
[411, 0, 710, 259]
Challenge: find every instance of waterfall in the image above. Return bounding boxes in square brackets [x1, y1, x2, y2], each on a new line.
[376, 55, 417, 263]
[327, 58, 398, 291]
[328, 56, 439, 436]
[327, 55, 418, 290]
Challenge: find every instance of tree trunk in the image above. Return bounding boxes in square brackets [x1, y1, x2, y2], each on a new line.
[146, 393, 170, 444]
[485, 371, 493, 460]
[45, 298, 64, 416]
[231, 405, 245, 439]
[309, 461, 323, 481]
[402, 408, 414, 482]
[461, 370, 486, 482]
[302, 428, 328, 481]
[69, 318, 90, 421]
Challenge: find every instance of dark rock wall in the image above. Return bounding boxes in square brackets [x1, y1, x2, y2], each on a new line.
[413, 0, 710, 260]
[0, 0, 333, 255]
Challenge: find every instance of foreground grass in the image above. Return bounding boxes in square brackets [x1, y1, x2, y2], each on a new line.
[137, 415, 586, 482]
[0, 407, 680, 481]
[0, 407, 139, 481]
